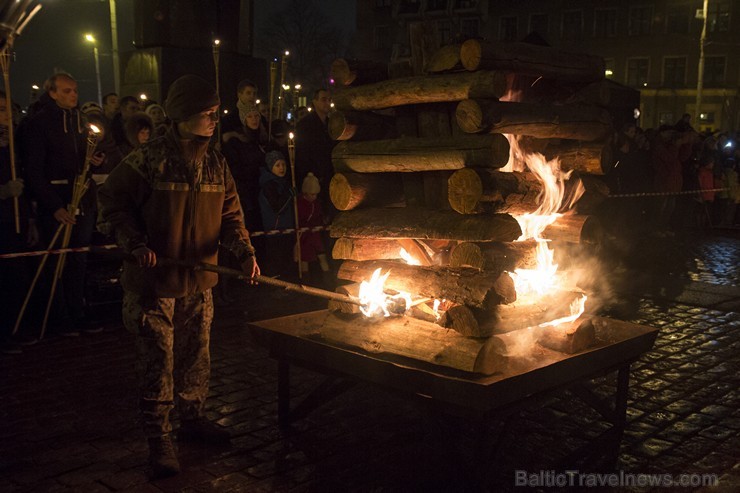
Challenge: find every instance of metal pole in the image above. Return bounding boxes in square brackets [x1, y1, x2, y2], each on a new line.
[93, 45, 102, 106]
[109, 0, 120, 94]
[694, 0, 709, 126]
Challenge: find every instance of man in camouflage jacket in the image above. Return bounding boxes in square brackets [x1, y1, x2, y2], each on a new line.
[98, 75, 259, 479]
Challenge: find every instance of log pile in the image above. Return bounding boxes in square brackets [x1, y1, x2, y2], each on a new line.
[321, 39, 610, 374]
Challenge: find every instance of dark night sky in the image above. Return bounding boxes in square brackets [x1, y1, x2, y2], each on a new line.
[9, 0, 355, 108]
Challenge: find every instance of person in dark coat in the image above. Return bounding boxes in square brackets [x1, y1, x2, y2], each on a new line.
[21, 72, 105, 336]
[259, 150, 296, 278]
[98, 74, 259, 479]
[295, 88, 336, 218]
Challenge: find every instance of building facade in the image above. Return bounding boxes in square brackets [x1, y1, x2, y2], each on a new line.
[354, 0, 740, 132]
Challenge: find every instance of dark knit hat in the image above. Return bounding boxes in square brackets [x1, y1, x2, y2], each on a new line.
[265, 150, 285, 171]
[165, 75, 220, 122]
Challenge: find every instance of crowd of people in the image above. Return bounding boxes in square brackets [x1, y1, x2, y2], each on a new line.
[601, 113, 740, 239]
[0, 71, 339, 478]
[0, 73, 338, 352]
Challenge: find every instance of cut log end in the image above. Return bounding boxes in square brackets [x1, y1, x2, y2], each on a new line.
[474, 335, 507, 374]
[455, 99, 485, 133]
[460, 39, 483, 71]
[448, 168, 483, 214]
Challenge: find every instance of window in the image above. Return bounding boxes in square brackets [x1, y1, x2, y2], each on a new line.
[594, 9, 617, 37]
[437, 19, 452, 44]
[627, 58, 649, 87]
[708, 1, 730, 32]
[399, 0, 421, 15]
[461, 17, 479, 38]
[663, 57, 686, 87]
[374, 25, 390, 50]
[628, 6, 652, 35]
[374, 0, 391, 7]
[704, 56, 726, 86]
[529, 13, 548, 37]
[562, 10, 583, 41]
[500, 16, 517, 41]
[427, 0, 447, 12]
[665, 12, 688, 34]
[604, 58, 615, 79]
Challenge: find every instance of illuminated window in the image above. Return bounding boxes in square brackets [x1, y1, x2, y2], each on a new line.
[604, 58, 615, 79]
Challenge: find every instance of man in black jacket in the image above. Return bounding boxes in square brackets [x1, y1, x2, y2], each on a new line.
[22, 72, 104, 336]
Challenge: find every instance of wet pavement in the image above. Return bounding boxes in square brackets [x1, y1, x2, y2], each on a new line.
[1, 228, 739, 492]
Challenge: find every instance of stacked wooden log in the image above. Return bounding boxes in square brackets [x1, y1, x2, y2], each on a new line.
[321, 39, 609, 374]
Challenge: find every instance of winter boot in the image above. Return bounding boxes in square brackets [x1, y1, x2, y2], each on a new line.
[148, 435, 180, 479]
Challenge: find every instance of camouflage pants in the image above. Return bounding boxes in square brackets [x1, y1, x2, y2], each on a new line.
[122, 289, 214, 437]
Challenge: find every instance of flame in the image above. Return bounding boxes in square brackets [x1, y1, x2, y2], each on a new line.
[359, 268, 391, 317]
[399, 248, 420, 265]
[539, 294, 588, 327]
[507, 135, 584, 304]
[89, 124, 101, 134]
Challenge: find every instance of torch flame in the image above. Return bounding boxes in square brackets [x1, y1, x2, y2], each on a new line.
[89, 124, 101, 134]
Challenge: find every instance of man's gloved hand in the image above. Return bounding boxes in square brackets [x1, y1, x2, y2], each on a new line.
[131, 246, 157, 267]
[0, 178, 23, 199]
[240, 255, 260, 284]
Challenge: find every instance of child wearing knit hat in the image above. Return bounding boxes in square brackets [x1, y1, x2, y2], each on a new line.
[297, 172, 330, 285]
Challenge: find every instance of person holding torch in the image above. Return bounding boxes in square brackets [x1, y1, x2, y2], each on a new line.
[98, 75, 259, 480]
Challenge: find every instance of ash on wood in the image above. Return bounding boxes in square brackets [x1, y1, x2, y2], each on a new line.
[330, 207, 522, 243]
[318, 312, 507, 375]
[332, 134, 510, 173]
[332, 71, 508, 111]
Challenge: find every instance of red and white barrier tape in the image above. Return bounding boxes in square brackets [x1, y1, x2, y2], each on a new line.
[0, 225, 329, 260]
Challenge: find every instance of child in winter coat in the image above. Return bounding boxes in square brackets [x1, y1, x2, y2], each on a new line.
[296, 172, 330, 286]
[259, 150, 295, 277]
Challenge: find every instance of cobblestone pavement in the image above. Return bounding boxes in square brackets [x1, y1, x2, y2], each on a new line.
[1, 230, 739, 492]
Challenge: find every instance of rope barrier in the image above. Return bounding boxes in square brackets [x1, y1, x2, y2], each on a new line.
[608, 187, 729, 198]
[0, 225, 330, 260]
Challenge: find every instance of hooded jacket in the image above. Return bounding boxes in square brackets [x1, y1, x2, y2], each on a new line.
[258, 166, 294, 232]
[22, 102, 95, 215]
[98, 125, 254, 298]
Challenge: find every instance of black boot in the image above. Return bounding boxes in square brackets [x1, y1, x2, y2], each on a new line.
[148, 435, 180, 479]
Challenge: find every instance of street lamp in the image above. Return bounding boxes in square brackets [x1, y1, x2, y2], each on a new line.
[84, 33, 102, 106]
